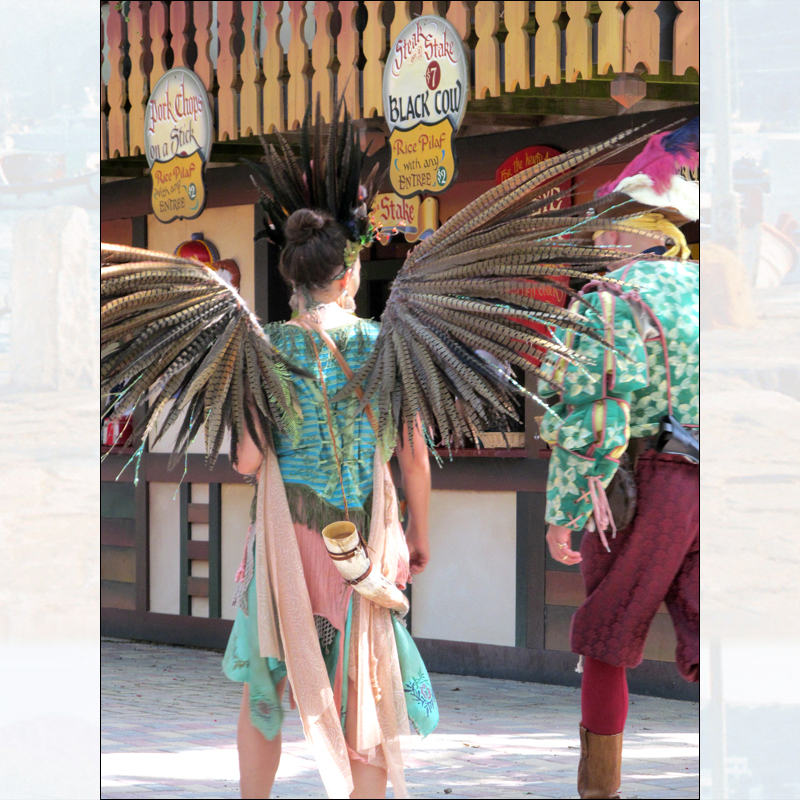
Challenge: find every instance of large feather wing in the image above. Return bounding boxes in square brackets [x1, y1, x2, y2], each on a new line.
[101, 244, 310, 470]
[334, 126, 665, 452]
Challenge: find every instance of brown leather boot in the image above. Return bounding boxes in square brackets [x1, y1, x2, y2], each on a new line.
[577, 725, 623, 799]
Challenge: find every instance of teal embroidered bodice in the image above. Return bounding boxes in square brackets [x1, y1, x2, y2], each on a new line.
[265, 318, 382, 531]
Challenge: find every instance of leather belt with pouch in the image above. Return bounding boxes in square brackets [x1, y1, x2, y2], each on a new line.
[605, 417, 699, 531]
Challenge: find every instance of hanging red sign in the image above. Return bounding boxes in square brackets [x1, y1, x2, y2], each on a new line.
[496, 146, 573, 366]
[495, 146, 573, 213]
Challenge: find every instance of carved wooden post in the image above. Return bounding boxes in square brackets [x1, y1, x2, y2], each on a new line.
[446, 1, 471, 100]
[101, 10, 108, 161]
[311, 1, 335, 123]
[337, 0, 360, 117]
[126, 1, 149, 157]
[597, 0, 624, 75]
[217, 1, 239, 141]
[170, 1, 191, 67]
[504, 1, 529, 93]
[363, 1, 386, 118]
[421, 1, 440, 15]
[673, 0, 699, 76]
[474, 1, 500, 99]
[624, 0, 660, 74]
[106, 5, 128, 157]
[287, 1, 310, 129]
[150, 1, 170, 88]
[240, 1, 263, 135]
[262, 2, 285, 132]
[565, 1, 592, 82]
[390, 1, 412, 44]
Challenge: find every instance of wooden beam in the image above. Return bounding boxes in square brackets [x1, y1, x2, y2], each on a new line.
[187, 503, 210, 524]
[135, 468, 150, 612]
[209, 483, 222, 618]
[101, 517, 136, 548]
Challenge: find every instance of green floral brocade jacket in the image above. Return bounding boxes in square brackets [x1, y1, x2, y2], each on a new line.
[538, 259, 699, 530]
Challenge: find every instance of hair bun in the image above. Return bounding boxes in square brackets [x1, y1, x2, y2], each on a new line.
[284, 209, 326, 246]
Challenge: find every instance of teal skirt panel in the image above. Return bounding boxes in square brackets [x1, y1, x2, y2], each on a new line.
[222, 570, 340, 741]
[223, 548, 440, 740]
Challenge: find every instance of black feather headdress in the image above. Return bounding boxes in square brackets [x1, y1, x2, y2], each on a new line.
[246, 93, 382, 265]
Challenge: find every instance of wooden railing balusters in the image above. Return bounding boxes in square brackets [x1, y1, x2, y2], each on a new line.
[534, 1, 562, 88]
[624, 0, 660, 74]
[337, 0, 361, 118]
[263, 1, 286, 132]
[287, 0, 311, 130]
[127, 1, 149, 157]
[446, 0, 471, 101]
[150, 1, 170, 89]
[311, 1, 335, 123]
[101, 10, 108, 160]
[241, 1, 263, 136]
[362, 1, 387, 118]
[504, 0, 530, 93]
[597, 0, 624, 75]
[565, 1, 592, 83]
[193, 0, 216, 121]
[100, 1, 699, 162]
[170, 1, 192, 68]
[474, 1, 500, 99]
[673, 0, 699, 76]
[390, 1, 412, 46]
[106, 5, 128, 158]
[217, 1, 240, 141]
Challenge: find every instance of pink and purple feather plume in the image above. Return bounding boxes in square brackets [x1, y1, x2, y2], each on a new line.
[596, 117, 699, 197]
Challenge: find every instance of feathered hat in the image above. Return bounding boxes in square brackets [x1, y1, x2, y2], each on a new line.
[246, 94, 382, 271]
[595, 116, 699, 225]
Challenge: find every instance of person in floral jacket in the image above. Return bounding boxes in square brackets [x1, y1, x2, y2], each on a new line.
[538, 201, 699, 795]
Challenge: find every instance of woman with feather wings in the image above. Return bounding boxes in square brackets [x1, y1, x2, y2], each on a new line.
[101, 95, 664, 798]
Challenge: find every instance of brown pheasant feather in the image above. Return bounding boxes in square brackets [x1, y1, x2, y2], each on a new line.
[101, 244, 310, 471]
[334, 124, 671, 452]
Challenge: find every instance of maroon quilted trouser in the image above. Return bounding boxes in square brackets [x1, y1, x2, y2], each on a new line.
[570, 450, 700, 682]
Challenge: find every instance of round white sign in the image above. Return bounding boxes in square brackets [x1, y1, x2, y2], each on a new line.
[144, 68, 213, 168]
[383, 16, 469, 133]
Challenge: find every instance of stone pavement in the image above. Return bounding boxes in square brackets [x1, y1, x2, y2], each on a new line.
[101, 639, 698, 799]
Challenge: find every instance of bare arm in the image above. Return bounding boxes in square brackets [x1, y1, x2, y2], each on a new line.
[394, 416, 431, 574]
[232, 409, 267, 475]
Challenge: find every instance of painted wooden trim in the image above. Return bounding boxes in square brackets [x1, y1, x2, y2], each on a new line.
[101, 608, 234, 650]
[99, 611, 697, 701]
[186, 540, 210, 561]
[429, 455, 548, 492]
[413, 637, 699, 702]
[101, 517, 136, 548]
[209, 483, 222, 618]
[517, 492, 547, 650]
[135, 469, 150, 612]
[187, 503, 210, 524]
[187, 576, 210, 598]
[102, 453, 249, 485]
[179, 483, 190, 616]
[101, 580, 137, 611]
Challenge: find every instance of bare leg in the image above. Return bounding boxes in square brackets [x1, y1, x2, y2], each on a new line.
[237, 679, 286, 799]
[345, 678, 388, 799]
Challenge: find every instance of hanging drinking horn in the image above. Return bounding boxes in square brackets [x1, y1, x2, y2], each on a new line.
[322, 521, 410, 617]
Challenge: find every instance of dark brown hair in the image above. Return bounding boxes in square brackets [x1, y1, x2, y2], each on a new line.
[279, 209, 347, 289]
